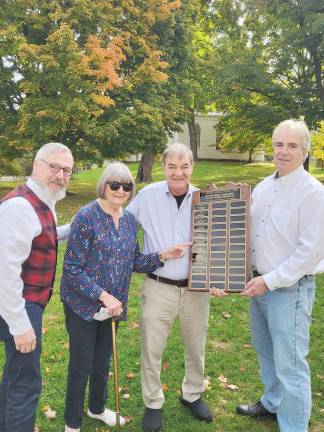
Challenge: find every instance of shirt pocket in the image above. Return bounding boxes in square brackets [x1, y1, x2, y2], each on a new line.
[270, 206, 295, 235]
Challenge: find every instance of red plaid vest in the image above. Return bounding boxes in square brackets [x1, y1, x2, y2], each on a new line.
[0, 184, 57, 305]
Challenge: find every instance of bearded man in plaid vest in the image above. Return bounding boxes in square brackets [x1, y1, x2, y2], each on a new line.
[0, 143, 73, 432]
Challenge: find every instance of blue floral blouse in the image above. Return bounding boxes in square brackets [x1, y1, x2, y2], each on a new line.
[60, 200, 161, 321]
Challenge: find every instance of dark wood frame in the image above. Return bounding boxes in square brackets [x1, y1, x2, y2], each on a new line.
[188, 183, 251, 293]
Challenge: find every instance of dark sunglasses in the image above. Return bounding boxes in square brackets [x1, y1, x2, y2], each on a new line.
[107, 181, 133, 192]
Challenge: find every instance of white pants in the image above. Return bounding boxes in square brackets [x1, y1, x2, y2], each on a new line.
[140, 276, 210, 409]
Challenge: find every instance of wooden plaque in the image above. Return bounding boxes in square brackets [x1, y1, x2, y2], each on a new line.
[188, 183, 251, 293]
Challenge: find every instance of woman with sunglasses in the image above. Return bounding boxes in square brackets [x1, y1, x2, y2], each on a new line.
[61, 161, 188, 432]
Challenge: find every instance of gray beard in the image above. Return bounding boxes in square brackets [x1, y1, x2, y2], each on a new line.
[44, 186, 66, 202]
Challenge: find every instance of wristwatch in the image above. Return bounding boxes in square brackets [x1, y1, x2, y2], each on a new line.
[159, 252, 168, 263]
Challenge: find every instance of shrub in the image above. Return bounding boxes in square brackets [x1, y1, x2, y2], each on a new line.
[0, 158, 24, 176]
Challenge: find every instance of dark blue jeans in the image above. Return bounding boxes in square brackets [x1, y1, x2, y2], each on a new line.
[0, 301, 44, 432]
[64, 304, 116, 429]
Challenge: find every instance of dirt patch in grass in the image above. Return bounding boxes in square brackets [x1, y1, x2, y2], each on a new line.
[208, 339, 233, 351]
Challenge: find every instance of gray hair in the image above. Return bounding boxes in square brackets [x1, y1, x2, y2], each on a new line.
[97, 161, 136, 201]
[162, 143, 194, 165]
[272, 119, 310, 151]
[34, 142, 73, 161]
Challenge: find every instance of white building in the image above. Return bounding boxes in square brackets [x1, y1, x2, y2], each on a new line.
[126, 112, 264, 162]
[170, 112, 264, 162]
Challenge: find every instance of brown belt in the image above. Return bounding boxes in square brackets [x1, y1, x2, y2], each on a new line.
[148, 273, 188, 288]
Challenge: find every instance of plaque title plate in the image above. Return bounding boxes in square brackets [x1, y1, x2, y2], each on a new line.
[188, 183, 251, 293]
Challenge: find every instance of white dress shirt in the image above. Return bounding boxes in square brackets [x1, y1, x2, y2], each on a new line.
[252, 165, 324, 291]
[0, 178, 69, 335]
[127, 180, 198, 280]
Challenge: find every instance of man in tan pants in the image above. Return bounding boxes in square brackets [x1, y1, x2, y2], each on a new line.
[127, 143, 212, 432]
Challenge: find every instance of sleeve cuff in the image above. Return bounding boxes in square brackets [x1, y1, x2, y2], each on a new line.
[91, 285, 104, 302]
[57, 224, 71, 241]
[8, 311, 32, 336]
[262, 271, 279, 291]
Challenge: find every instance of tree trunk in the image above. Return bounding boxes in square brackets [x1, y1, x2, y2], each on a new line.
[248, 149, 253, 163]
[136, 152, 154, 183]
[187, 109, 199, 162]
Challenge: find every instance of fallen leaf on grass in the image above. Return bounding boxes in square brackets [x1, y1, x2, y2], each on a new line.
[127, 372, 136, 379]
[120, 386, 129, 395]
[220, 381, 238, 390]
[122, 393, 130, 399]
[203, 376, 212, 392]
[226, 384, 238, 390]
[218, 375, 228, 383]
[243, 343, 252, 349]
[222, 311, 231, 319]
[162, 361, 170, 370]
[124, 415, 133, 424]
[42, 327, 48, 335]
[42, 405, 56, 420]
[129, 322, 139, 329]
[239, 367, 246, 372]
[161, 383, 169, 392]
[218, 375, 238, 391]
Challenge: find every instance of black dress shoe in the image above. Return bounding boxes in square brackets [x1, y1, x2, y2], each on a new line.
[142, 407, 162, 432]
[237, 400, 276, 419]
[179, 397, 213, 422]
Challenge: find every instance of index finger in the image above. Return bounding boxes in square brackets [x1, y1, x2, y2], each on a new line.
[178, 242, 193, 247]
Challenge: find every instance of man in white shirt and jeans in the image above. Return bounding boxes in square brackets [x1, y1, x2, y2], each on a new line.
[0, 142, 73, 432]
[236, 119, 324, 432]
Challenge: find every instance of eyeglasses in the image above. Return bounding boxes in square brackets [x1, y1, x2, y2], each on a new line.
[107, 181, 133, 192]
[41, 159, 73, 177]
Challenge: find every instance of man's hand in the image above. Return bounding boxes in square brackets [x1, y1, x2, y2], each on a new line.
[241, 276, 269, 297]
[14, 328, 37, 353]
[160, 242, 192, 261]
[209, 287, 229, 297]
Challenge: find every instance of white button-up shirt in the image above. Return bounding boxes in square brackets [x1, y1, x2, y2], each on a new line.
[127, 180, 198, 280]
[252, 165, 324, 291]
[0, 178, 69, 335]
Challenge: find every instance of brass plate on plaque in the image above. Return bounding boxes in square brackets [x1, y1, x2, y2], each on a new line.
[188, 183, 251, 293]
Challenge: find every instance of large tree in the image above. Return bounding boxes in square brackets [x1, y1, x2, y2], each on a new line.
[0, 0, 181, 163]
[135, 0, 203, 180]
[207, 0, 324, 156]
[135, 0, 217, 181]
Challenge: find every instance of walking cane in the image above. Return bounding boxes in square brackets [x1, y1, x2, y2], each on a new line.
[111, 320, 121, 431]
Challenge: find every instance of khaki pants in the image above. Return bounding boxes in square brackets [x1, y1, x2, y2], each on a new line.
[140, 276, 210, 409]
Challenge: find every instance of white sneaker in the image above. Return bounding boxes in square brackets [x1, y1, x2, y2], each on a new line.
[87, 407, 126, 427]
[64, 426, 80, 432]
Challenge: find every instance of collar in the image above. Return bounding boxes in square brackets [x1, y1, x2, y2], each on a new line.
[273, 165, 306, 187]
[164, 180, 194, 199]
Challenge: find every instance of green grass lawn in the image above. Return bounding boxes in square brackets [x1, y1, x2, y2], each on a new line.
[1, 160, 324, 432]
